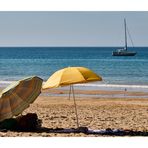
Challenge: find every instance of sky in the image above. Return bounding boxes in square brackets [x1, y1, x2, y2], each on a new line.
[0, 11, 148, 47]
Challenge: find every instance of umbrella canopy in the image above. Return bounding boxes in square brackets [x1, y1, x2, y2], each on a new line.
[42, 67, 102, 89]
[0, 76, 43, 122]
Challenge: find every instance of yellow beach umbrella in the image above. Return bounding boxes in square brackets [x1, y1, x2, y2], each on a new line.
[0, 76, 43, 122]
[42, 67, 102, 127]
[42, 67, 102, 89]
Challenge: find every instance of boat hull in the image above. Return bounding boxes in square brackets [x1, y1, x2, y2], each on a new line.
[112, 51, 137, 56]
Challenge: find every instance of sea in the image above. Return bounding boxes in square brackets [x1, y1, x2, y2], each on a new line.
[0, 47, 148, 92]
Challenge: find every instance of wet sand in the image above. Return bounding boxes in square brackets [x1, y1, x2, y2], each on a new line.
[1, 89, 148, 137]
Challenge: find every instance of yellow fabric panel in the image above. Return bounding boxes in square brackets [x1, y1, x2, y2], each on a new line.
[42, 69, 64, 89]
[59, 67, 86, 86]
[76, 67, 102, 81]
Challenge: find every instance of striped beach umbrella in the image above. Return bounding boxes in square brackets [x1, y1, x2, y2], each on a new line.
[0, 76, 43, 122]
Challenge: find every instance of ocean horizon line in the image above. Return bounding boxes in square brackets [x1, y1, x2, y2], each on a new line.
[0, 46, 147, 48]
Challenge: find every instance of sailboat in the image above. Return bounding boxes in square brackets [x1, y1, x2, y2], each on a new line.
[112, 19, 137, 56]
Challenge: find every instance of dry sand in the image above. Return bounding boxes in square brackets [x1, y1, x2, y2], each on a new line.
[1, 89, 148, 137]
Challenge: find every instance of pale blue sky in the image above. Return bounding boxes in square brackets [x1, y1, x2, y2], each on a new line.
[0, 11, 147, 47]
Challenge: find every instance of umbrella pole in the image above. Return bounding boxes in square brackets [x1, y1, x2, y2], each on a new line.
[71, 85, 79, 128]
[68, 85, 72, 100]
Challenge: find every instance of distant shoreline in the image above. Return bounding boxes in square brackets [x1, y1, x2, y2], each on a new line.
[1, 80, 148, 99]
[1, 80, 148, 88]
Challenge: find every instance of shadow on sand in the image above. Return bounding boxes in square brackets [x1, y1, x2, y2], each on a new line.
[1, 126, 148, 136]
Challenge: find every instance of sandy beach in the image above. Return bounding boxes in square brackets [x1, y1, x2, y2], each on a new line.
[1, 88, 148, 137]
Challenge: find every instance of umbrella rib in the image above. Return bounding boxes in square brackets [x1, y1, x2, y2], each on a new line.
[75, 68, 86, 83]
[9, 92, 33, 117]
[58, 68, 67, 87]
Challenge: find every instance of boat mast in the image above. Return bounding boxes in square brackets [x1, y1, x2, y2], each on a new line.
[124, 18, 127, 50]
